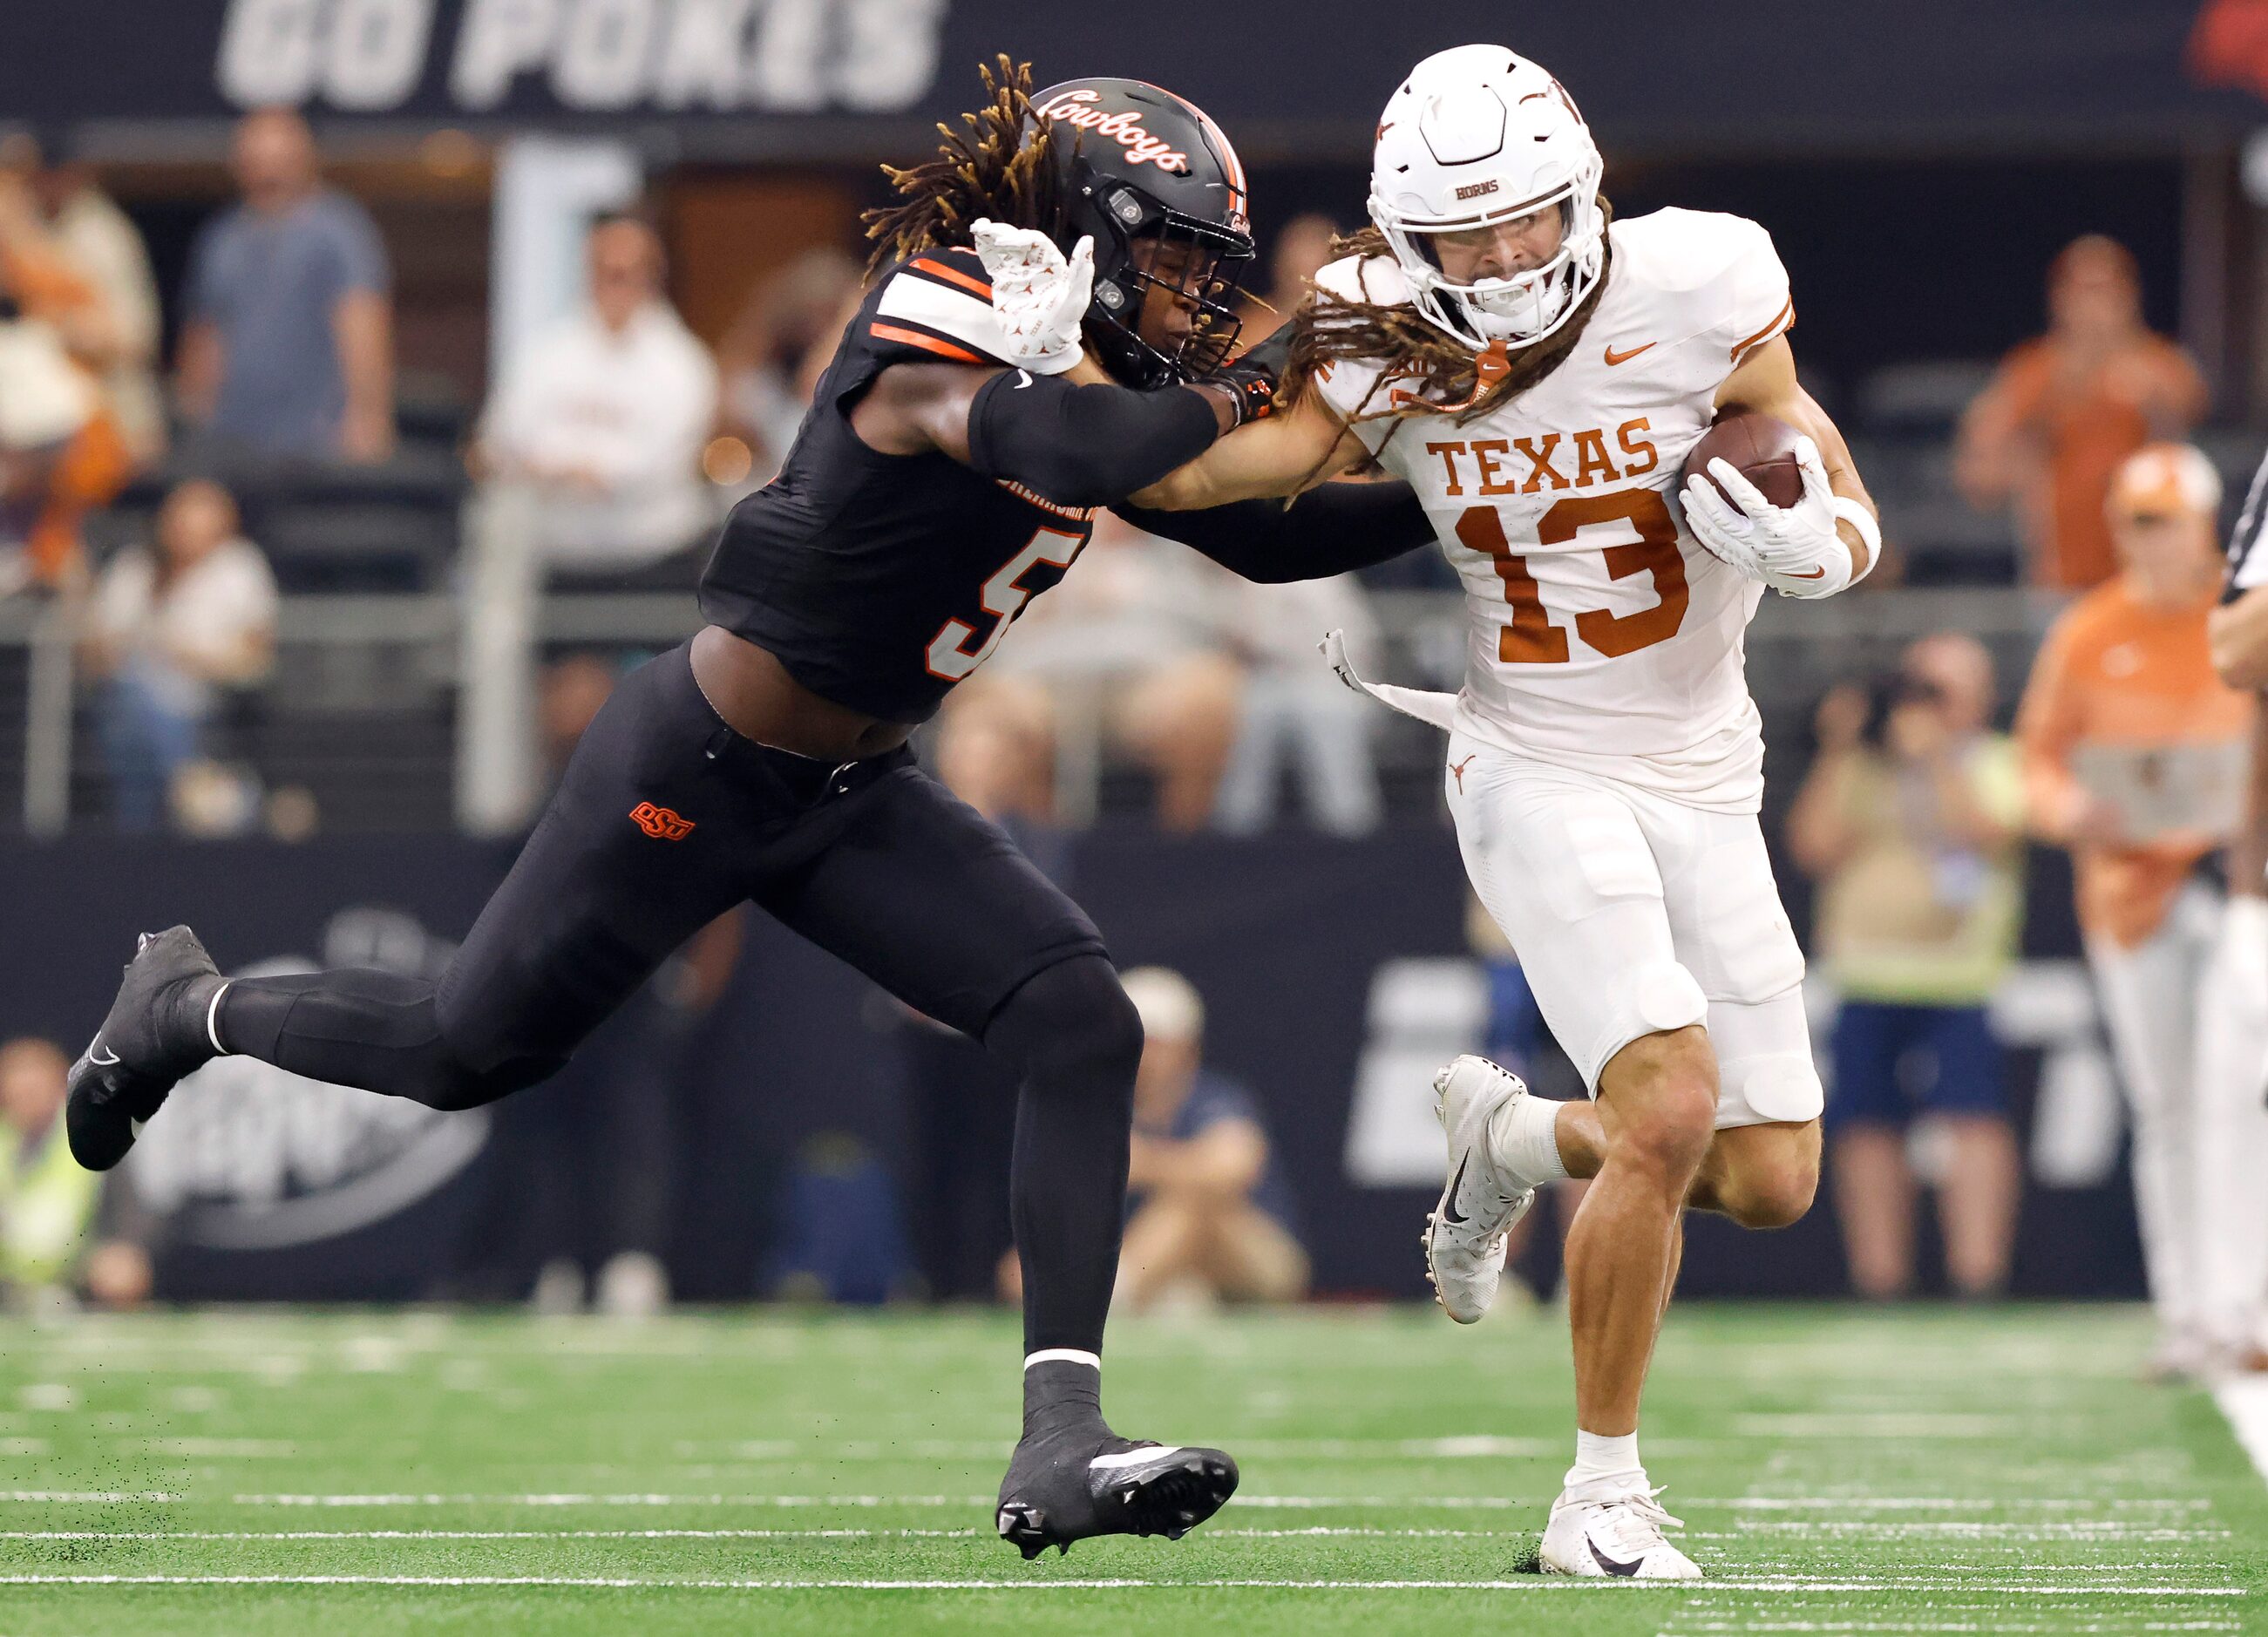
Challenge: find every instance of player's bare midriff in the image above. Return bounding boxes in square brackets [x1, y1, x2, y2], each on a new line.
[689, 624, 918, 763]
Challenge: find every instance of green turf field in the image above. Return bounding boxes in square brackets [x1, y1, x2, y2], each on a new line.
[0, 1302, 2258, 1634]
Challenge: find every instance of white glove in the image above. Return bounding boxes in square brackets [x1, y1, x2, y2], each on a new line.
[970, 219, 1093, 376]
[1681, 434, 1853, 598]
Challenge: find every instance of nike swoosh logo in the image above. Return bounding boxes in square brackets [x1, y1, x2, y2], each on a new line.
[1789, 567, 1827, 579]
[1441, 1152, 1472, 1226]
[1590, 1537, 1644, 1577]
[1603, 342, 1655, 366]
[1090, 1445, 1181, 1471]
[1013, 369, 1034, 389]
[88, 1039, 119, 1068]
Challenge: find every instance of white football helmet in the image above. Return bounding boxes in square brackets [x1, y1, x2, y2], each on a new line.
[1368, 45, 1606, 351]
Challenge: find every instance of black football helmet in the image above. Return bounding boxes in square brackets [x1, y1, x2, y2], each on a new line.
[1028, 78, 1257, 389]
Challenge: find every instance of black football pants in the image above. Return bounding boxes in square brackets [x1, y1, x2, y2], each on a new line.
[217, 640, 1136, 1354]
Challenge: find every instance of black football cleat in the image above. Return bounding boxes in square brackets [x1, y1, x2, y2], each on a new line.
[66, 927, 226, 1172]
[995, 1429, 1239, 1559]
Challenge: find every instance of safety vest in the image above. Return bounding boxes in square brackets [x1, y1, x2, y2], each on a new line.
[0, 1120, 100, 1287]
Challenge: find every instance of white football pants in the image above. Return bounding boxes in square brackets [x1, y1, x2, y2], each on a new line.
[2088, 884, 2268, 1351]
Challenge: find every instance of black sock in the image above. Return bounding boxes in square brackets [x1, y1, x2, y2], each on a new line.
[1022, 1358, 1105, 1441]
[985, 956, 1143, 1358]
[217, 969, 505, 1111]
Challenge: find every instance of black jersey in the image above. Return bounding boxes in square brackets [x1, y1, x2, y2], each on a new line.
[698, 246, 1097, 724]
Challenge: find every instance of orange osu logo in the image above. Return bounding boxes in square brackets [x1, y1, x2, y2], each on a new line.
[629, 802, 696, 840]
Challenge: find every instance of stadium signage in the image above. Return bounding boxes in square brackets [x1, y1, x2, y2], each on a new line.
[215, 0, 947, 115]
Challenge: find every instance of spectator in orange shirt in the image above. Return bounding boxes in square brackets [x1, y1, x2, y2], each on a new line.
[2018, 443, 2259, 1376]
[1958, 237, 2207, 592]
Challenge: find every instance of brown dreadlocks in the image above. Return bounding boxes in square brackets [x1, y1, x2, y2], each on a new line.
[863, 58, 1065, 278]
[1284, 200, 1616, 431]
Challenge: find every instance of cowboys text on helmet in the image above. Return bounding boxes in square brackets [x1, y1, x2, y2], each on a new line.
[1031, 87, 1192, 171]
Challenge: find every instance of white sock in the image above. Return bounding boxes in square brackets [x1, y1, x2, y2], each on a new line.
[1566, 1429, 1644, 1491]
[1488, 1090, 1570, 1185]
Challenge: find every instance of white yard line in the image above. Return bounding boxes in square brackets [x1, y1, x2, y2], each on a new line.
[0, 1527, 1494, 1541]
[0, 1574, 2246, 1595]
[0, 1490, 2217, 1514]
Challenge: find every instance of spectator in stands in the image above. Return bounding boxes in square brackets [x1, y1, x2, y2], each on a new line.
[1212, 567, 1384, 835]
[1789, 633, 2025, 1299]
[1956, 235, 2206, 592]
[0, 297, 130, 594]
[1110, 967, 1307, 1311]
[2019, 443, 2257, 1376]
[991, 511, 1241, 829]
[176, 107, 394, 463]
[716, 247, 861, 484]
[0, 1037, 100, 1308]
[81, 478, 278, 831]
[0, 132, 164, 465]
[473, 213, 719, 591]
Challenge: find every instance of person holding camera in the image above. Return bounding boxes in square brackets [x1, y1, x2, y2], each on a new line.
[1789, 633, 2026, 1300]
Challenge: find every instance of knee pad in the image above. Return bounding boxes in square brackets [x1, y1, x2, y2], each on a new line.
[1632, 960, 1709, 1036]
[1726, 1052, 1825, 1125]
[1708, 986, 1823, 1126]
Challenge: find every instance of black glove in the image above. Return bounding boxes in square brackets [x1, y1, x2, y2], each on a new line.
[1203, 324, 1290, 427]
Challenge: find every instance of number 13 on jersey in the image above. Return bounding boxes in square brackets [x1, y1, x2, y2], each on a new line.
[1457, 489, 1688, 664]
[926, 525, 1088, 682]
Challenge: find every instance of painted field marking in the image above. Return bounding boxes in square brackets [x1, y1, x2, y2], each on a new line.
[0, 1491, 2219, 1515]
[0, 1574, 2246, 1595]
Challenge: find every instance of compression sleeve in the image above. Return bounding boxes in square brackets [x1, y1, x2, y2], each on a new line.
[966, 370, 1222, 509]
[1113, 483, 1436, 583]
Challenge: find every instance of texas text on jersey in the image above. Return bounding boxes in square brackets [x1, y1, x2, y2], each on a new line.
[1311, 207, 1796, 813]
[700, 243, 1096, 725]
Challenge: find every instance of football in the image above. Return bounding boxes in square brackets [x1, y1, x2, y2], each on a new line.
[1684, 410, 1806, 511]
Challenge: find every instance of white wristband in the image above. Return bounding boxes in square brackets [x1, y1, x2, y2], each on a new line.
[1830, 497, 1882, 585]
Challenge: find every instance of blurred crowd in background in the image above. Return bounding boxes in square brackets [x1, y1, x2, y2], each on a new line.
[3, 98, 2264, 1339]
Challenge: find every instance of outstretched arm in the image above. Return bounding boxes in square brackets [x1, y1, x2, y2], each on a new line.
[852, 359, 1244, 509]
[1127, 385, 1374, 509]
[1116, 479, 1436, 583]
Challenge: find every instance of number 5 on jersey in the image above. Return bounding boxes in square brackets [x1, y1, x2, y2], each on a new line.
[926, 525, 1089, 682]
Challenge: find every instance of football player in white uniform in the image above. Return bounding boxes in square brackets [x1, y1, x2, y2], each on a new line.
[984, 44, 1880, 1579]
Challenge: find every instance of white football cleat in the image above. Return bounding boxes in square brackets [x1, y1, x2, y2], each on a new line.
[1423, 1054, 1536, 1323]
[1539, 1482, 1701, 1579]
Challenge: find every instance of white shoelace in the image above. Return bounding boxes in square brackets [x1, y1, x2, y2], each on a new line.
[1588, 1485, 1685, 1557]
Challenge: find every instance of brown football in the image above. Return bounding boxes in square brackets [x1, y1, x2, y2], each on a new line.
[1683, 411, 1804, 511]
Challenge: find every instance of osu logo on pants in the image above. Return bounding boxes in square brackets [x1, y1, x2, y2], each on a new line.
[629, 802, 696, 840]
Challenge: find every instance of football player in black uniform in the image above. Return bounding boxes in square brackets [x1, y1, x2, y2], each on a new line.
[64, 62, 1438, 1557]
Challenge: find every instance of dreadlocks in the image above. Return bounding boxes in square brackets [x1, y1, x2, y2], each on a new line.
[1284, 198, 1616, 432]
[863, 57, 1065, 278]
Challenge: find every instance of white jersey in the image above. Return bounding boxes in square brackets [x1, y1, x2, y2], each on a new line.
[1311, 207, 1795, 812]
